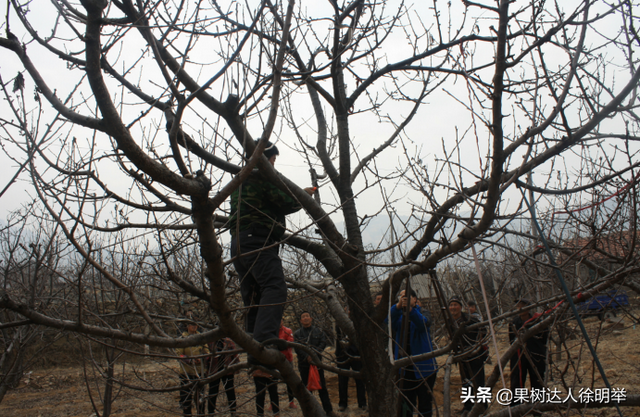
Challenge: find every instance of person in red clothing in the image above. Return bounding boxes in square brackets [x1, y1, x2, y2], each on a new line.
[278, 320, 297, 409]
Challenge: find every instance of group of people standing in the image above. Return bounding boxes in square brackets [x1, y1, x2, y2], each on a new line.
[389, 291, 549, 417]
[177, 294, 549, 417]
[175, 310, 356, 417]
[176, 322, 239, 416]
[175, 315, 299, 417]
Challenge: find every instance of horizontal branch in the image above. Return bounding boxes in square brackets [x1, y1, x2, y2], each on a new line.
[0, 291, 223, 348]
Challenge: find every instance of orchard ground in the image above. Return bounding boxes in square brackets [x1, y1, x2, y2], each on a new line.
[2, 314, 639, 417]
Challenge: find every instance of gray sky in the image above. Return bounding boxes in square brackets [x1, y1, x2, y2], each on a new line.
[1, 0, 637, 240]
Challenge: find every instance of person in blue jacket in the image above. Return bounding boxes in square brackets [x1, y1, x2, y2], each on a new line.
[390, 289, 438, 417]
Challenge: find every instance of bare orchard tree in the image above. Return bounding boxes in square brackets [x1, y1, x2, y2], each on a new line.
[1, 0, 640, 415]
[0, 208, 68, 403]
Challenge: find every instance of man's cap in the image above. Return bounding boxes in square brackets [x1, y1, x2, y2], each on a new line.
[255, 139, 279, 159]
[515, 298, 530, 306]
[448, 296, 463, 307]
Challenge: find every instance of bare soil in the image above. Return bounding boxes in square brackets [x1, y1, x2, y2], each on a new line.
[2, 315, 639, 416]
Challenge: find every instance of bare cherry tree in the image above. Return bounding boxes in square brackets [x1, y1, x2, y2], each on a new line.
[2, 0, 640, 415]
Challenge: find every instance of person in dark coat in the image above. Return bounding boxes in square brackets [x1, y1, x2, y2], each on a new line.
[253, 370, 280, 417]
[206, 337, 238, 416]
[448, 297, 487, 416]
[294, 311, 334, 416]
[467, 300, 483, 321]
[335, 308, 366, 411]
[390, 289, 438, 417]
[509, 299, 549, 410]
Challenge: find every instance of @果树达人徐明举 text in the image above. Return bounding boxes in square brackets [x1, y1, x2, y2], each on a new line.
[460, 386, 627, 405]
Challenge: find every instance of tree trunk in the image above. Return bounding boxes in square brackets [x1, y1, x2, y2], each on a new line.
[102, 347, 115, 417]
[0, 328, 26, 405]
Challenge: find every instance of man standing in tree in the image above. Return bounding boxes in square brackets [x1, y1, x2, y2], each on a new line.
[294, 311, 335, 417]
[448, 297, 487, 417]
[509, 299, 549, 414]
[229, 140, 315, 364]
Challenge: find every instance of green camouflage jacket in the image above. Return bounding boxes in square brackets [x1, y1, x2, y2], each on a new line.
[229, 172, 302, 240]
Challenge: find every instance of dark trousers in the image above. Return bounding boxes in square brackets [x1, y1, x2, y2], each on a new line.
[299, 363, 333, 414]
[338, 359, 366, 408]
[179, 374, 205, 416]
[400, 371, 437, 417]
[283, 359, 295, 402]
[232, 232, 287, 344]
[208, 374, 236, 414]
[510, 349, 546, 404]
[460, 356, 486, 411]
[254, 376, 280, 416]
[285, 380, 295, 402]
